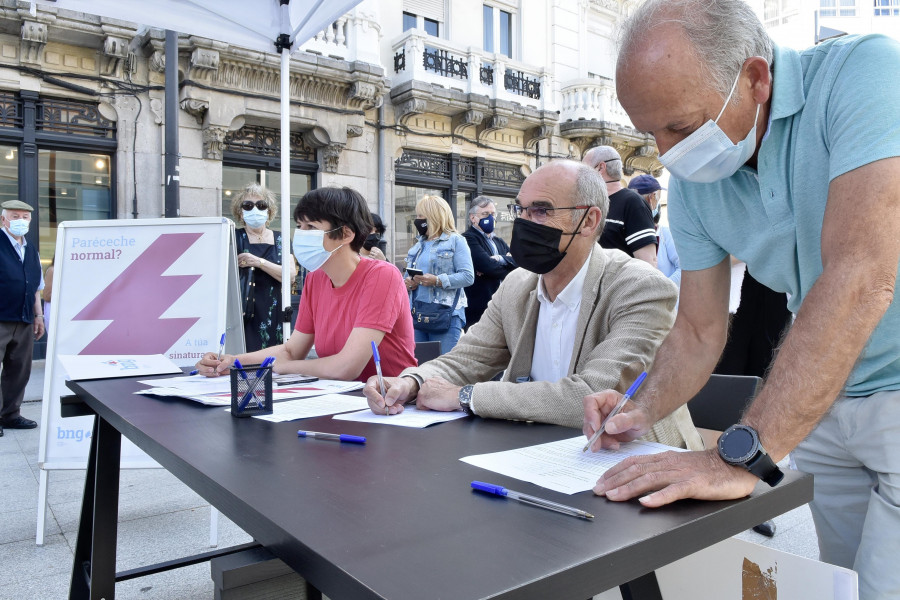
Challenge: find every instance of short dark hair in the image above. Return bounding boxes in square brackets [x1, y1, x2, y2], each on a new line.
[370, 212, 386, 235]
[294, 187, 373, 252]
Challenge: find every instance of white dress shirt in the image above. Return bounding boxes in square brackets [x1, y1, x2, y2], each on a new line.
[530, 253, 591, 382]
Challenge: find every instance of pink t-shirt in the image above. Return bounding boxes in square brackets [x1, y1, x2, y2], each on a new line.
[295, 257, 417, 382]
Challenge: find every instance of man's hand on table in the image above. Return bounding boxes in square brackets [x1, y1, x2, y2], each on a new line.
[417, 376, 463, 412]
[593, 448, 760, 507]
[363, 375, 418, 415]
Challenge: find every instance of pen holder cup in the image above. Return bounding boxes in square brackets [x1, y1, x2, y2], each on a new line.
[230, 364, 273, 418]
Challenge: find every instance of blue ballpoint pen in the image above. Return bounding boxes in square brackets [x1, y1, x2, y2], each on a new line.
[237, 356, 274, 412]
[471, 481, 594, 520]
[371, 341, 387, 415]
[583, 371, 648, 452]
[217, 332, 226, 360]
[297, 430, 366, 444]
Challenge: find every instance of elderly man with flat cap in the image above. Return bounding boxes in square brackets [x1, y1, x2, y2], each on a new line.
[0, 200, 44, 436]
[582, 1, 900, 597]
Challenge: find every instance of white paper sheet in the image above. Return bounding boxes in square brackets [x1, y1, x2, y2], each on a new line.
[333, 406, 468, 428]
[136, 377, 363, 406]
[58, 354, 182, 380]
[460, 436, 682, 495]
[251, 394, 370, 422]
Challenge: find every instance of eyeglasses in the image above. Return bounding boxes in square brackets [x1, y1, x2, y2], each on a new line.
[241, 200, 268, 211]
[507, 203, 590, 224]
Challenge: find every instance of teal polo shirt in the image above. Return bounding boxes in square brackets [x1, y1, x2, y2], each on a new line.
[668, 34, 900, 397]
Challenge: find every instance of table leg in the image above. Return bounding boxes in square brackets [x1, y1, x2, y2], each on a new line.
[68, 416, 122, 600]
[619, 571, 663, 600]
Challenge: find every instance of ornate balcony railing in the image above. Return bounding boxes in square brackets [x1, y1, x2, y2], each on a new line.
[559, 78, 634, 129]
[391, 30, 554, 112]
[296, 11, 381, 67]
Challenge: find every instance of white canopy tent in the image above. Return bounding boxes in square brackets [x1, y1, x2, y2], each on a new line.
[35, 0, 364, 338]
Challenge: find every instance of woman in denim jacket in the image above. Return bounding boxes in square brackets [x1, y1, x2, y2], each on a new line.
[405, 195, 475, 354]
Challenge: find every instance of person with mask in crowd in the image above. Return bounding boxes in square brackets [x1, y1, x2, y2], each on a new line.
[0, 200, 45, 435]
[405, 195, 474, 354]
[232, 183, 297, 352]
[585, 2, 900, 597]
[629, 174, 681, 288]
[583, 146, 658, 268]
[364, 160, 701, 451]
[360, 212, 388, 261]
[198, 187, 416, 383]
[462, 196, 516, 329]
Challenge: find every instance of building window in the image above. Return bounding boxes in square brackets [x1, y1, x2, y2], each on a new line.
[221, 124, 317, 238]
[765, 0, 801, 25]
[403, 11, 440, 36]
[39, 150, 112, 265]
[820, 0, 857, 16]
[0, 145, 17, 205]
[874, 0, 899, 16]
[483, 4, 514, 58]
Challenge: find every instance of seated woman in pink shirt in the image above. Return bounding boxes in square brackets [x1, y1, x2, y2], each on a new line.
[197, 187, 416, 382]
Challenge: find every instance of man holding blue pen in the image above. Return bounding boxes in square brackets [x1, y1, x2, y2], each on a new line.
[584, 3, 900, 598]
[363, 160, 702, 451]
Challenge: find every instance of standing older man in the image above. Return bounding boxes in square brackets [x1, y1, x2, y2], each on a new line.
[583, 146, 657, 268]
[364, 160, 700, 449]
[461, 196, 516, 329]
[0, 200, 45, 436]
[583, 1, 900, 597]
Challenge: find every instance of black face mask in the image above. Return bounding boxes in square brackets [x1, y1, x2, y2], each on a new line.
[509, 213, 587, 274]
[413, 218, 428, 237]
[363, 233, 381, 251]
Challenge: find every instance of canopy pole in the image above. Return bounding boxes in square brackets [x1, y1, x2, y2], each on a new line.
[278, 1, 293, 340]
[164, 29, 180, 217]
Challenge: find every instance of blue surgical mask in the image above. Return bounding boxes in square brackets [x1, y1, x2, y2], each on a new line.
[659, 71, 761, 183]
[242, 208, 268, 228]
[8, 218, 29, 237]
[478, 214, 495, 234]
[292, 228, 343, 271]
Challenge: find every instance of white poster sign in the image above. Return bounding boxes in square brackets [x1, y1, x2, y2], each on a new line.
[36, 217, 244, 543]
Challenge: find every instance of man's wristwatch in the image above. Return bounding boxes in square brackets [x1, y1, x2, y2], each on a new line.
[458, 385, 475, 416]
[717, 424, 784, 487]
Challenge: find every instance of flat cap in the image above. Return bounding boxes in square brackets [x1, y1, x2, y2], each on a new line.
[1, 200, 34, 211]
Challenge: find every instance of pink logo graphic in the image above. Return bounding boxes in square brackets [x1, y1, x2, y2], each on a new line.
[74, 233, 203, 355]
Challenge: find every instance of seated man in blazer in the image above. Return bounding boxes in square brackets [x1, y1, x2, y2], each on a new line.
[461, 195, 517, 329]
[363, 160, 701, 449]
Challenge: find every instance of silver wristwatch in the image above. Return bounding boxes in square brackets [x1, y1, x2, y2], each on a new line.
[458, 385, 475, 416]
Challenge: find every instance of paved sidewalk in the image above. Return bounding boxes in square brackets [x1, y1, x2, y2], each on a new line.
[2, 362, 821, 599]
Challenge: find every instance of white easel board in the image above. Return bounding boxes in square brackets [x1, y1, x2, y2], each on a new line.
[36, 217, 244, 543]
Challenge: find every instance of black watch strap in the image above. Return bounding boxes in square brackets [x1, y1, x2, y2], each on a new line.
[746, 451, 785, 486]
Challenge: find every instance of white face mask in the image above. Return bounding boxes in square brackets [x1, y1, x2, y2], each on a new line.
[658, 71, 761, 184]
[292, 228, 343, 272]
[242, 208, 268, 229]
[8, 218, 29, 237]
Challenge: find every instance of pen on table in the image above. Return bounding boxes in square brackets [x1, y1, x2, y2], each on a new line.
[371, 341, 387, 415]
[583, 371, 648, 453]
[217, 332, 226, 360]
[237, 356, 274, 412]
[471, 481, 593, 520]
[297, 430, 366, 444]
[189, 369, 199, 376]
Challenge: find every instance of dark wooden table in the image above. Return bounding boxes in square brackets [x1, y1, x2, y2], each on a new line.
[65, 375, 813, 600]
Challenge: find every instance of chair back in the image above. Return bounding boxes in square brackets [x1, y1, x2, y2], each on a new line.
[686, 374, 762, 431]
[414, 341, 442, 365]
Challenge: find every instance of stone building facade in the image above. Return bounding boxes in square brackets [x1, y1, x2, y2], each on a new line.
[0, 0, 659, 270]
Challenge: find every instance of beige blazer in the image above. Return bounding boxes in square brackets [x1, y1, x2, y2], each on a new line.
[404, 246, 702, 450]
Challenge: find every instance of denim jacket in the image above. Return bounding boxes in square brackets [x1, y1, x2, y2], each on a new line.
[406, 232, 475, 313]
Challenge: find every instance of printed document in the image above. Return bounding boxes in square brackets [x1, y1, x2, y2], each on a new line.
[252, 394, 370, 422]
[59, 354, 181, 380]
[333, 406, 467, 428]
[460, 436, 682, 495]
[136, 376, 363, 405]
